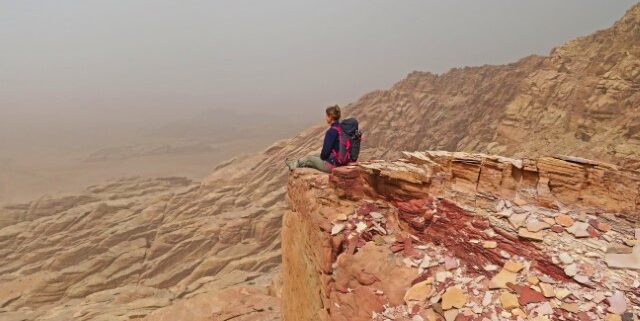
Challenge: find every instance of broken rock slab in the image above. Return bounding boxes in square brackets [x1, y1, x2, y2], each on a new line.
[518, 228, 544, 241]
[607, 291, 627, 314]
[441, 286, 466, 310]
[567, 222, 591, 238]
[605, 245, 640, 270]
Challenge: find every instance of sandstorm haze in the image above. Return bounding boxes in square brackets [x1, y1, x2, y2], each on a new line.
[0, 0, 636, 203]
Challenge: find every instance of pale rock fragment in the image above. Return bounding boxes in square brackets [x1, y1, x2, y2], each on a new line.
[441, 286, 466, 310]
[482, 292, 492, 307]
[585, 252, 599, 258]
[404, 280, 433, 304]
[436, 271, 451, 283]
[483, 241, 498, 249]
[422, 309, 440, 321]
[369, 211, 384, 220]
[518, 228, 544, 241]
[580, 302, 596, 312]
[604, 245, 640, 270]
[489, 269, 516, 289]
[555, 214, 574, 227]
[499, 292, 519, 309]
[561, 302, 579, 313]
[484, 229, 497, 238]
[538, 275, 556, 284]
[443, 309, 459, 321]
[567, 222, 590, 238]
[539, 283, 555, 298]
[498, 208, 513, 218]
[555, 288, 571, 300]
[355, 221, 367, 233]
[564, 263, 578, 277]
[331, 223, 345, 235]
[512, 308, 526, 318]
[512, 192, 528, 205]
[508, 213, 528, 228]
[503, 260, 524, 273]
[573, 274, 590, 284]
[533, 302, 553, 315]
[444, 256, 458, 270]
[607, 291, 627, 314]
[334, 213, 348, 221]
[605, 314, 622, 321]
[404, 257, 417, 268]
[483, 264, 499, 272]
[558, 252, 574, 264]
[526, 220, 550, 232]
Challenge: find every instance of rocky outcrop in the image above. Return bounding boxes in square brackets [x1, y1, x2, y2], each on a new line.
[0, 175, 282, 321]
[333, 151, 639, 219]
[1, 3, 640, 320]
[346, 4, 640, 169]
[283, 151, 639, 321]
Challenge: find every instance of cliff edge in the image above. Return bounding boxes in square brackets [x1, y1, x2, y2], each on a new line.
[283, 151, 639, 321]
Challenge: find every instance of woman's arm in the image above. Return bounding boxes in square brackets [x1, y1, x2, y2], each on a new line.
[320, 128, 338, 160]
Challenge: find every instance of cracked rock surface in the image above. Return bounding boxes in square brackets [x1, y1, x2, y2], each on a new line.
[1, 3, 640, 320]
[283, 151, 639, 321]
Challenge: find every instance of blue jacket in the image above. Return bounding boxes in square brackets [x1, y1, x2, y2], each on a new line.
[320, 121, 340, 166]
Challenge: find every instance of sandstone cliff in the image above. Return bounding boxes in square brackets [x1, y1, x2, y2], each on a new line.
[1, 4, 639, 321]
[283, 151, 639, 321]
[347, 4, 640, 169]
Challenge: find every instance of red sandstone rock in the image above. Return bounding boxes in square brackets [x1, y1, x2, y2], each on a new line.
[508, 284, 546, 305]
[284, 150, 640, 321]
[556, 214, 575, 227]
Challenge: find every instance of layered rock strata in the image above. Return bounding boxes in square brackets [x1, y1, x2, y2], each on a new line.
[1, 4, 639, 320]
[283, 151, 639, 321]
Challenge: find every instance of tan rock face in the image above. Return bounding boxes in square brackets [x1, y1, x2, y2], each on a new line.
[0, 174, 285, 320]
[283, 151, 639, 321]
[343, 4, 640, 171]
[500, 292, 519, 309]
[2, 3, 640, 320]
[441, 287, 466, 310]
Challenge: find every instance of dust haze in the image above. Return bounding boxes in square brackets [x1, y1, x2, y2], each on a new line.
[0, 0, 635, 204]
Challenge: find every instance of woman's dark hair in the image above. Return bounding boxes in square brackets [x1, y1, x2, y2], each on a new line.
[326, 105, 341, 121]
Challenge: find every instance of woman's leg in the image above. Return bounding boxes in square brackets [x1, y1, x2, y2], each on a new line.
[287, 156, 331, 173]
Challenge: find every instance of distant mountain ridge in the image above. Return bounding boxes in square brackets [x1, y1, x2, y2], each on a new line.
[347, 3, 639, 168]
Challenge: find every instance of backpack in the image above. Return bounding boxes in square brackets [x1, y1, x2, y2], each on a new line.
[331, 117, 363, 166]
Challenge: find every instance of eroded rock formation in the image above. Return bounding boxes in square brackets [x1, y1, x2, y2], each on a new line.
[346, 3, 640, 169]
[0, 176, 282, 321]
[1, 3, 639, 320]
[283, 151, 639, 321]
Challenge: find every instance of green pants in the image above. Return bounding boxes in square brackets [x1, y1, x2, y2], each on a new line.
[297, 156, 331, 173]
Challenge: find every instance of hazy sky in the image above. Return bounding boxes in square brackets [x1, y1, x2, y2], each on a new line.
[1, 0, 637, 127]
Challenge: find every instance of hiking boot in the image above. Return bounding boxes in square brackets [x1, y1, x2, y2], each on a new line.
[285, 159, 299, 171]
